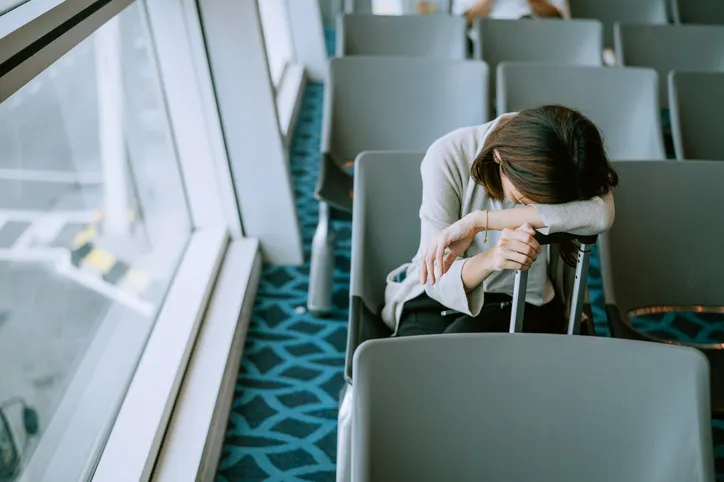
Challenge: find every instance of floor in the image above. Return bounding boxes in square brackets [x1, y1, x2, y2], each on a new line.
[215, 82, 349, 482]
[216, 30, 723, 482]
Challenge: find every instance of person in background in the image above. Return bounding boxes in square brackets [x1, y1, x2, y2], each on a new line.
[453, 0, 569, 25]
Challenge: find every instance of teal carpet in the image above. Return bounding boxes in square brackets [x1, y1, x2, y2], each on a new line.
[215, 29, 723, 481]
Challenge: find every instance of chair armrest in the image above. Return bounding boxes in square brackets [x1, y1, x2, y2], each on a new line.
[606, 304, 643, 340]
[316, 153, 354, 213]
[346, 295, 392, 382]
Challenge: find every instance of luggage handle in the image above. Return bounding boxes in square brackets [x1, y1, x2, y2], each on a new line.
[510, 232, 597, 335]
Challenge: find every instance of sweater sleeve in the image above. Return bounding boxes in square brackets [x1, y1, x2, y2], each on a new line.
[530, 191, 615, 236]
[416, 140, 487, 317]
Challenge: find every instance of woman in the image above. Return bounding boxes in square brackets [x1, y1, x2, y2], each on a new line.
[381, 105, 617, 336]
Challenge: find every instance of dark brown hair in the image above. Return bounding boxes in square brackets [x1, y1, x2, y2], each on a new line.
[471, 105, 619, 265]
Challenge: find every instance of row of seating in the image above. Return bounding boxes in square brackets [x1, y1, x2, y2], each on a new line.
[308, 57, 724, 317]
[339, 16, 724, 101]
[569, 0, 724, 45]
[329, 6, 723, 482]
[330, 57, 724, 161]
[345, 152, 722, 481]
[349, 0, 724, 31]
[334, 16, 724, 142]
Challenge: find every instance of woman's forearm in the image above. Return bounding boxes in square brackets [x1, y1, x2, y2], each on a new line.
[527, 0, 563, 17]
[468, 206, 545, 233]
[466, 0, 495, 24]
[461, 251, 495, 293]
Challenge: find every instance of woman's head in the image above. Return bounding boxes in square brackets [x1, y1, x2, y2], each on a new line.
[472, 105, 618, 206]
[471, 105, 619, 265]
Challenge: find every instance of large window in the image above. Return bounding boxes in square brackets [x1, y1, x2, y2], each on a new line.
[257, 0, 306, 143]
[0, 1, 191, 479]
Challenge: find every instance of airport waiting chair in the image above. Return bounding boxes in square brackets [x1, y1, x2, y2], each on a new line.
[352, 334, 714, 482]
[671, 0, 724, 25]
[337, 151, 601, 482]
[669, 71, 724, 160]
[600, 161, 724, 415]
[497, 63, 666, 160]
[473, 18, 603, 97]
[614, 23, 724, 107]
[308, 57, 489, 315]
[568, 0, 668, 48]
[337, 14, 467, 59]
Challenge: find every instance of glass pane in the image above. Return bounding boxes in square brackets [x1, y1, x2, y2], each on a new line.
[0, 1, 191, 479]
[258, 0, 294, 87]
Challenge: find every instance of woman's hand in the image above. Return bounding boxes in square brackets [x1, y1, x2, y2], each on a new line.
[459, 223, 542, 293]
[488, 223, 541, 272]
[420, 214, 480, 285]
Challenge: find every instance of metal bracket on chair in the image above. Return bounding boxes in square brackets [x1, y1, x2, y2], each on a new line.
[510, 269, 528, 333]
[567, 243, 592, 335]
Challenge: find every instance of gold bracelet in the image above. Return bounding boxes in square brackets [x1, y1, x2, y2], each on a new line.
[483, 209, 489, 244]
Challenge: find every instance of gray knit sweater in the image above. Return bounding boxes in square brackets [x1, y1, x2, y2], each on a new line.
[381, 113, 615, 332]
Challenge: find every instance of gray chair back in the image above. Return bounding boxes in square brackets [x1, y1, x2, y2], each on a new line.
[473, 18, 602, 95]
[568, 0, 668, 47]
[350, 151, 424, 313]
[344, 151, 424, 380]
[614, 23, 724, 106]
[497, 63, 666, 160]
[671, 0, 724, 25]
[669, 71, 724, 160]
[353, 334, 714, 482]
[600, 161, 724, 316]
[324, 57, 489, 163]
[338, 14, 467, 58]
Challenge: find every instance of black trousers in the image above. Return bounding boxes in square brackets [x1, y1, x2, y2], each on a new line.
[397, 292, 566, 337]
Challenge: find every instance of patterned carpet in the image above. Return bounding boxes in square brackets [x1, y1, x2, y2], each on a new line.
[215, 29, 723, 481]
[215, 82, 349, 482]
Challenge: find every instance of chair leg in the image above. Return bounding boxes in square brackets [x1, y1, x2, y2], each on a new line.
[336, 382, 353, 482]
[308, 202, 336, 315]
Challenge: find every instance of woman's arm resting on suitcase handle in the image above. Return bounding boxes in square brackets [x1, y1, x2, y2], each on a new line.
[466, 206, 544, 232]
[422, 198, 606, 286]
[461, 224, 541, 293]
[466, 193, 614, 236]
[461, 231, 597, 293]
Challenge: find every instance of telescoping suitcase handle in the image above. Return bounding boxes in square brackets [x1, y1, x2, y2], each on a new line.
[510, 232, 597, 335]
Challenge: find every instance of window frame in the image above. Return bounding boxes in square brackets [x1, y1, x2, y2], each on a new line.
[257, 0, 306, 145]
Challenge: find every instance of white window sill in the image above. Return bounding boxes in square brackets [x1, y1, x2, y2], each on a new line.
[151, 238, 262, 481]
[276, 61, 306, 147]
[92, 229, 229, 482]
